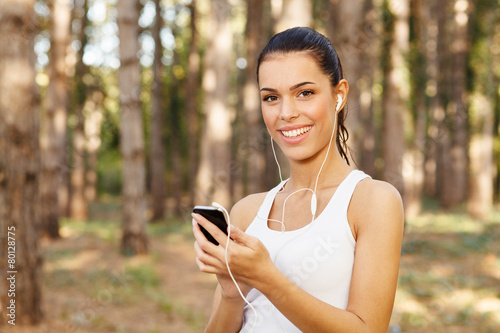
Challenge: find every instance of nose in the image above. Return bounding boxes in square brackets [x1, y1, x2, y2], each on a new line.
[279, 99, 299, 121]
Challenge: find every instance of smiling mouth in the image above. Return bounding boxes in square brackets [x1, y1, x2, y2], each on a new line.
[280, 126, 312, 138]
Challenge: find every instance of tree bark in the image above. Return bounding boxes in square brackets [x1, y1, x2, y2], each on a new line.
[168, 27, 183, 215]
[467, 4, 496, 219]
[150, 0, 166, 221]
[195, 0, 233, 208]
[359, 0, 377, 176]
[435, 0, 455, 208]
[244, 0, 266, 194]
[327, 0, 364, 166]
[405, 0, 428, 218]
[468, 96, 494, 219]
[70, 0, 89, 221]
[274, 0, 312, 32]
[447, 0, 470, 206]
[186, 0, 200, 208]
[41, 0, 72, 237]
[382, 0, 410, 199]
[117, 0, 148, 255]
[0, 0, 43, 325]
[423, 0, 438, 198]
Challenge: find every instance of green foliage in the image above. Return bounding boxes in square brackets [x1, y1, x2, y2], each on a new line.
[125, 264, 160, 288]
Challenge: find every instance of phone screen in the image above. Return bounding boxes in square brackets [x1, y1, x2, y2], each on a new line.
[193, 206, 228, 245]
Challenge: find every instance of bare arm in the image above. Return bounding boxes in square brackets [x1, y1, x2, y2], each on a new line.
[203, 285, 245, 333]
[193, 194, 266, 333]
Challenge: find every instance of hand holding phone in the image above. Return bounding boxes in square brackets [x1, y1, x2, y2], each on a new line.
[193, 205, 228, 245]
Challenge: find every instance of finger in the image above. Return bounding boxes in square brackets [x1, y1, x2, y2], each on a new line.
[195, 257, 220, 274]
[228, 224, 258, 248]
[192, 218, 229, 264]
[192, 216, 219, 249]
[194, 240, 225, 269]
[192, 213, 230, 248]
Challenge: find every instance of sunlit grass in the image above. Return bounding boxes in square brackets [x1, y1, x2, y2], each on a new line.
[60, 218, 120, 242]
[392, 205, 500, 332]
[406, 209, 500, 234]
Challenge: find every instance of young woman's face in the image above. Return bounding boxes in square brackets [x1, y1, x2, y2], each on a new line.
[258, 52, 339, 163]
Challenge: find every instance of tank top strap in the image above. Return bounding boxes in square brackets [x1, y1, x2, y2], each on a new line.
[256, 178, 289, 219]
[332, 170, 371, 216]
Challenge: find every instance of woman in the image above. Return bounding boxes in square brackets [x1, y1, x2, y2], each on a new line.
[192, 27, 404, 333]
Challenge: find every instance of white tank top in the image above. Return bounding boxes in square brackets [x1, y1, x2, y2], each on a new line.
[240, 170, 370, 332]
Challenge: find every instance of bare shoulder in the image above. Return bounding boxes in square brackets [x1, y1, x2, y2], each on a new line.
[230, 192, 268, 231]
[353, 178, 403, 209]
[349, 178, 404, 236]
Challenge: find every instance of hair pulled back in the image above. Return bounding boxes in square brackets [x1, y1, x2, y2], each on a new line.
[257, 27, 350, 165]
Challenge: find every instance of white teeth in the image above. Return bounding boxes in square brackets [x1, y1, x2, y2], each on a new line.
[281, 126, 312, 138]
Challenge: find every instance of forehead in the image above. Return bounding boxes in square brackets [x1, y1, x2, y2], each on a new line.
[258, 52, 327, 88]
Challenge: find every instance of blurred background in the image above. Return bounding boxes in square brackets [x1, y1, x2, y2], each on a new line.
[0, 0, 499, 332]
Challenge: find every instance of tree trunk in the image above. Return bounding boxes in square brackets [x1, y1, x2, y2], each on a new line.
[327, 0, 364, 166]
[381, 0, 409, 199]
[0, 0, 43, 325]
[468, 96, 494, 219]
[423, 0, 438, 197]
[405, 0, 428, 218]
[359, 0, 377, 176]
[117, 0, 148, 255]
[41, 0, 72, 237]
[168, 28, 183, 215]
[274, 0, 312, 32]
[71, 105, 87, 220]
[447, 0, 470, 206]
[150, 0, 166, 221]
[244, 0, 266, 194]
[195, 0, 233, 208]
[186, 0, 200, 208]
[435, 1, 455, 208]
[70, 0, 89, 220]
[467, 4, 496, 219]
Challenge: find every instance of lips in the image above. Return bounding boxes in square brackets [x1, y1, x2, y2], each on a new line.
[280, 126, 312, 139]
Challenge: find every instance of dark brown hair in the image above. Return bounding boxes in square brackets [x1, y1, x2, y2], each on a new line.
[257, 27, 350, 165]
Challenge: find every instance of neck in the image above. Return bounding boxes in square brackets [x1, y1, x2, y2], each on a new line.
[286, 147, 353, 191]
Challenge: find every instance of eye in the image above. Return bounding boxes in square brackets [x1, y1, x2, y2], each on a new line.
[298, 90, 314, 98]
[263, 94, 279, 102]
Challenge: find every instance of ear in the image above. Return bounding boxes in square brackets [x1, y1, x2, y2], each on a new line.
[335, 79, 349, 114]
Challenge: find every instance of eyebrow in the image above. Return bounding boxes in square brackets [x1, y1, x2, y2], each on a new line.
[260, 81, 316, 93]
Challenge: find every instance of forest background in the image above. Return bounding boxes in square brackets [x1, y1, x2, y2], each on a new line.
[1, 0, 500, 332]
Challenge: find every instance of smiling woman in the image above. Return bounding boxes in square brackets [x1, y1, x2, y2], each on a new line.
[192, 27, 404, 333]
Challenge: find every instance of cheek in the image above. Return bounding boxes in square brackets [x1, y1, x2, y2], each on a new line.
[307, 100, 333, 123]
[261, 106, 275, 130]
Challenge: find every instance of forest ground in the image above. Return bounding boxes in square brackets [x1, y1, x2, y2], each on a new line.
[4, 199, 500, 333]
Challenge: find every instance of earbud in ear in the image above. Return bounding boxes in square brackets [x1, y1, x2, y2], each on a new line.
[336, 94, 342, 112]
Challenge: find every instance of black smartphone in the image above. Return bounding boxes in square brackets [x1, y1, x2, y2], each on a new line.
[193, 205, 228, 246]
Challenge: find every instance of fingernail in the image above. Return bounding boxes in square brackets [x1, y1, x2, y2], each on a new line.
[191, 213, 198, 221]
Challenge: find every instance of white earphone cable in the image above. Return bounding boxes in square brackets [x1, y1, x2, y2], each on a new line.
[212, 202, 257, 333]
